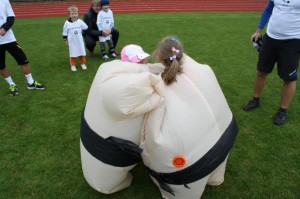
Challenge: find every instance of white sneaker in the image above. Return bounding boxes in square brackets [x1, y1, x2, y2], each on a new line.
[71, 65, 77, 71]
[81, 63, 87, 70]
[102, 55, 109, 60]
[110, 52, 117, 58]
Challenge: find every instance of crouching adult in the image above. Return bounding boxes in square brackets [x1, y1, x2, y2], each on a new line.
[83, 0, 119, 57]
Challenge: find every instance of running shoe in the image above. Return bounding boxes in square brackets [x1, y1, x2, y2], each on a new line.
[242, 99, 260, 111]
[27, 80, 46, 90]
[273, 111, 287, 125]
[9, 84, 18, 96]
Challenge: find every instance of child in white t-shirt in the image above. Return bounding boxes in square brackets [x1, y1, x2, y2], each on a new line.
[0, 0, 46, 96]
[96, 0, 117, 61]
[63, 5, 88, 71]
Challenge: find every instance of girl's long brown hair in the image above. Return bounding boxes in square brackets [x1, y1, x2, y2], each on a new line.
[153, 36, 183, 85]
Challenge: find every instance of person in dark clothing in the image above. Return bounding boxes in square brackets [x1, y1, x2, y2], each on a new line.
[242, 0, 300, 125]
[83, 0, 119, 57]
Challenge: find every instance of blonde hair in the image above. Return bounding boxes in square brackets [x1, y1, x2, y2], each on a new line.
[68, 5, 78, 14]
[92, 0, 100, 5]
[153, 36, 183, 85]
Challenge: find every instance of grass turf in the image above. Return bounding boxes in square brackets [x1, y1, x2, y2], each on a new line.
[0, 12, 299, 199]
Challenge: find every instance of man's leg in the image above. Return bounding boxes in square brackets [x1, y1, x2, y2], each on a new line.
[254, 71, 268, 98]
[1, 67, 10, 79]
[21, 63, 34, 85]
[1, 67, 19, 96]
[111, 28, 119, 54]
[21, 63, 30, 75]
[281, 80, 296, 109]
[1, 45, 18, 96]
[20, 63, 45, 90]
[243, 71, 268, 111]
[84, 35, 97, 57]
[273, 80, 297, 125]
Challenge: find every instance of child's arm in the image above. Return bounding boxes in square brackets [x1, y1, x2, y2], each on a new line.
[106, 10, 114, 33]
[96, 12, 104, 31]
[81, 19, 88, 31]
[110, 10, 114, 28]
[97, 14, 110, 37]
[0, 16, 15, 36]
[62, 21, 68, 45]
[63, 36, 68, 45]
[1, 1, 15, 36]
[104, 11, 114, 35]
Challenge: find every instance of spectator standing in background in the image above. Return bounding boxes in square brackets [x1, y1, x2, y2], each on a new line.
[242, 0, 300, 125]
[0, 0, 46, 96]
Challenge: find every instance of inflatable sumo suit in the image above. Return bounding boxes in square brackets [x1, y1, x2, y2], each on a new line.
[140, 55, 239, 199]
[80, 60, 165, 194]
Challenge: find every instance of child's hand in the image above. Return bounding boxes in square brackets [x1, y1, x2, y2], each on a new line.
[0, 28, 6, 36]
[102, 30, 109, 36]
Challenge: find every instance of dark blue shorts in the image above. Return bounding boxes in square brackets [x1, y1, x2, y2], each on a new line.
[0, 41, 29, 70]
[257, 34, 300, 81]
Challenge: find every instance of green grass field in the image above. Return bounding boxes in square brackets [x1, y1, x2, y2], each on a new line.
[0, 12, 299, 199]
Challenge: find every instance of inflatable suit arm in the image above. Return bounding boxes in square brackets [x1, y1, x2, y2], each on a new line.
[85, 60, 165, 123]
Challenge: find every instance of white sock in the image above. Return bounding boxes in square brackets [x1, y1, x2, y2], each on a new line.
[25, 73, 34, 85]
[5, 76, 15, 86]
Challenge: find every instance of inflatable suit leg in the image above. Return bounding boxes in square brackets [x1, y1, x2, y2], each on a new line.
[80, 141, 135, 193]
[207, 156, 229, 186]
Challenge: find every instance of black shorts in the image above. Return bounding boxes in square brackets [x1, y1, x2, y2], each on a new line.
[0, 41, 29, 70]
[257, 34, 300, 81]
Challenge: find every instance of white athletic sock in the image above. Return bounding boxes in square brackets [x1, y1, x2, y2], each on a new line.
[5, 76, 15, 86]
[25, 73, 34, 85]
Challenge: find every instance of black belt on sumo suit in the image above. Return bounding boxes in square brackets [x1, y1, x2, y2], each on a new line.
[80, 107, 239, 196]
[80, 108, 143, 167]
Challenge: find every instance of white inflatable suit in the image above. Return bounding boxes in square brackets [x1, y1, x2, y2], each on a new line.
[140, 55, 238, 199]
[80, 60, 164, 194]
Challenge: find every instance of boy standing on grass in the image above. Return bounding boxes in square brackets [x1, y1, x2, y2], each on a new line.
[96, 0, 117, 60]
[0, 0, 46, 96]
[63, 5, 88, 72]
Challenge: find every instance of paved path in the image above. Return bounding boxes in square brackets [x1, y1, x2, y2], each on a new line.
[12, 0, 267, 18]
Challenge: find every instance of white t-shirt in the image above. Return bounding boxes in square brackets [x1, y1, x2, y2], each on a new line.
[267, 0, 300, 39]
[96, 9, 114, 42]
[63, 19, 88, 57]
[0, 0, 17, 45]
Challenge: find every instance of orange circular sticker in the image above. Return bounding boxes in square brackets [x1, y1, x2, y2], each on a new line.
[172, 155, 186, 168]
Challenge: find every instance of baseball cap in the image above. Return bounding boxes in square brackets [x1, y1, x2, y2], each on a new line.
[121, 44, 150, 63]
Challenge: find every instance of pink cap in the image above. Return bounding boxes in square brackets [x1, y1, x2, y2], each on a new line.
[121, 44, 150, 63]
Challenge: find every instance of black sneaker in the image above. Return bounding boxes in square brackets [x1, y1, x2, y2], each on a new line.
[27, 80, 46, 90]
[242, 99, 260, 111]
[9, 85, 18, 96]
[273, 111, 287, 125]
